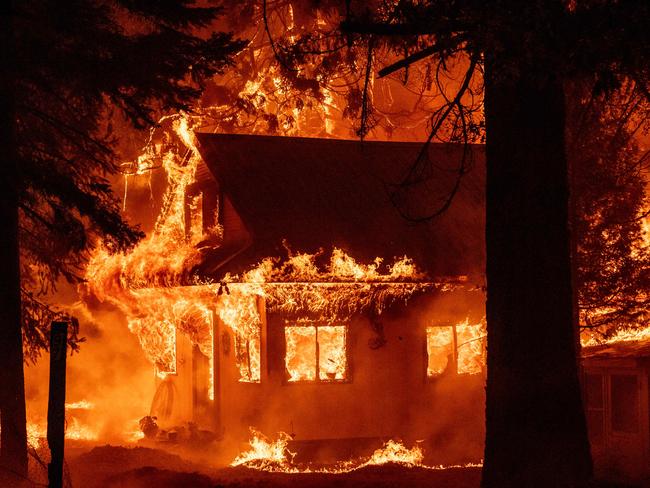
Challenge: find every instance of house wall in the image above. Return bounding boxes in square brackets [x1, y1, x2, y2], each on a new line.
[214, 287, 486, 463]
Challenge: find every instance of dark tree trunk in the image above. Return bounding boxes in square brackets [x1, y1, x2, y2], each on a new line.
[0, 1, 28, 480]
[481, 65, 592, 487]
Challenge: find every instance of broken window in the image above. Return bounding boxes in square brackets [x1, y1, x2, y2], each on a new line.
[285, 324, 347, 382]
[235, 328, 261, 383]
[426, 320, 485, 377]
[610, 374, 639, 434]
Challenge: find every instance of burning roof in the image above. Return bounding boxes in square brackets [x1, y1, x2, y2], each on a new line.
[195, 133, 485, 281]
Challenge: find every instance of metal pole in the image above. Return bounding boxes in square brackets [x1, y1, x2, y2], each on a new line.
[47, 321, 68, 488]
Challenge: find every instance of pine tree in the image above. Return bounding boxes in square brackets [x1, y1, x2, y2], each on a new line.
[567, 80, 650, 335]
[0, 0, 243, 479]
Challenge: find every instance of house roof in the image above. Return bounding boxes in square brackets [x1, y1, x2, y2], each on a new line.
[582, 339, 650, 361]
[195, 133, 486, 281]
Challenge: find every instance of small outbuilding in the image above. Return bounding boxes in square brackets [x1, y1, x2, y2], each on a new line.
[582, 339, 650, 481]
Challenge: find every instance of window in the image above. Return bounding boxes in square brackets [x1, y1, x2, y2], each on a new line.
[426, 327, 454, 376]
[456, 322, 485, 375]
[426, 320, 485, 377]
[235, 329, 261, 383]
[584, 373, 604, 444]
[610, 374, 639, 434]
[285, 324, 348, 382]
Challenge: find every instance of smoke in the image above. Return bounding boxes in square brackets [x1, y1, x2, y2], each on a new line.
[25, 286, 155, 444]
[24, 169, 166, 446]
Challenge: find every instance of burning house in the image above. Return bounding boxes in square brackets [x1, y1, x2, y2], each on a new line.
[111, 133, 488, 463]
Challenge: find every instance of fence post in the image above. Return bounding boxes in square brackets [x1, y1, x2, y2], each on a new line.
[47, 321, 68, 488]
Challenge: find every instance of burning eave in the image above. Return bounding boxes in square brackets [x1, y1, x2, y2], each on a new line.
[258, 278, 465, 320]
[120, 267, 472, 378]
[128, 275, 466, 324]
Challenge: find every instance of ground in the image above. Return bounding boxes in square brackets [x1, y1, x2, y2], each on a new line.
[68, 445, 482, 488]
[2, 444, 645, 487]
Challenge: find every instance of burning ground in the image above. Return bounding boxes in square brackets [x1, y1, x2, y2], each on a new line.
[57, 442, 484, 488]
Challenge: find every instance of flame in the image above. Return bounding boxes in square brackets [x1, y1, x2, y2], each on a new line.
[86, 115, 210, 297]
[231, 429, 481, 473]
[360, 439, 424, 467]
[426, 326, 454, 376]
[27, 422, 46, 448]
[25, 412, 99, 447]
[231, 429, 296, 471]
[65, 400, 94, 410]
[456, 318, 487, 375]
[64, 417, 99, 441]
[285, 326, 317, 382]
[581, 323, 650, 347]
[25, 412, 144, 447]
[123, 417, 146, 443]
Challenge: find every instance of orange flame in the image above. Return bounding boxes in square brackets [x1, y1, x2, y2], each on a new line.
[231, 429, 296, 471]
[360, 440, 424, 467]
[231, 428, 481, 473]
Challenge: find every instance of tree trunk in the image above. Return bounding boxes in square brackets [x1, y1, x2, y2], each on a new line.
[481, 65, 592, 487]
[0, 1, 28, 480]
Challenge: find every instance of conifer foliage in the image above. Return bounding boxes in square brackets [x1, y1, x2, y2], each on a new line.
[0, 0, 243, 478]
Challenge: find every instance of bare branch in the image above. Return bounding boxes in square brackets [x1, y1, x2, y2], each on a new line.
[388, 55, 479, 222]
[358, 37, 375, 140]
[378, 37, 465, 78]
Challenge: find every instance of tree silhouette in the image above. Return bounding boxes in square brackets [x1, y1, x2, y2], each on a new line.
[0, 0, 243, 479]
[567, 80, 650, 336]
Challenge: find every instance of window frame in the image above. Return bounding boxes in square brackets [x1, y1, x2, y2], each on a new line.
[424, 324, 456, 379]
[425, 322, 486, 379]
[283, 321, 350, 384]
[583, 371, 606, 447]
[608, 371, 641, 436]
